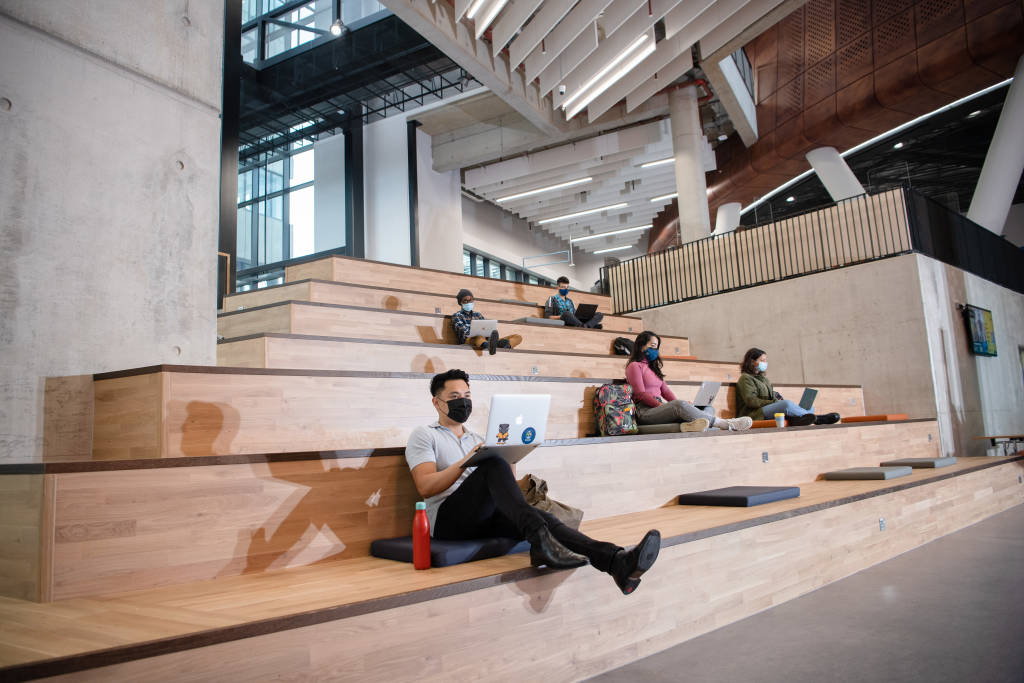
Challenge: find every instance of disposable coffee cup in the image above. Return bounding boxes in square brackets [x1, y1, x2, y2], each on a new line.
[774, 412, 785, 428]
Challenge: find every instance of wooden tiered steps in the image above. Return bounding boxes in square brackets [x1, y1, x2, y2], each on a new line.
[91, 366, 864, 459]
[13, 419, 935, 602]
[216, 301, 687, 357]
[285, 253, 611, 310]
[1, 454, 1020, 681]
[221, 280, 643, 334]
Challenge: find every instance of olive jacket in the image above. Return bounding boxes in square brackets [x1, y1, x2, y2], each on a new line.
[735, 372, 777, 420]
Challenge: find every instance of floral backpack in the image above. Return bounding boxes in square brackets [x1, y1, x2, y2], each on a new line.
[593, 383, 639, 436]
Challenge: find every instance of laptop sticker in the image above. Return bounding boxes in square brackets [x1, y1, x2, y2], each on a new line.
[496, 423, 510, 444]
[521, 427, 537, 444]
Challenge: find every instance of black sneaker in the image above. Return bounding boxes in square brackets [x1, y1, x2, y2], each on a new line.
[815, 412, 841, 425]
[488, 329, 499, 355]
[788, 414, 816, 426]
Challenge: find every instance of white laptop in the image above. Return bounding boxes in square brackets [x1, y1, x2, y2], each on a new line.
[461, 394, 551, 468]
[692, 381, 721, 408]
[468, 319, 499, 339]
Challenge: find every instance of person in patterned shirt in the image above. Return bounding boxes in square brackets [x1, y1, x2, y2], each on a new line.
[451, 289, 522, 356]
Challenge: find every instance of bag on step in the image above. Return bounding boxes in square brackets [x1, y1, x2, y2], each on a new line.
[593, 383, 639, 436]
[517, 474, 583, 530]
[613, 337, 634, 355]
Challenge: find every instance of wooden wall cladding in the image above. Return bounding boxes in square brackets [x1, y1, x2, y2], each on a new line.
[706, 0, 1024, 221]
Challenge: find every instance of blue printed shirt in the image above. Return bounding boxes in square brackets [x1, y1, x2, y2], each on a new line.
[451, 309, 484, 344]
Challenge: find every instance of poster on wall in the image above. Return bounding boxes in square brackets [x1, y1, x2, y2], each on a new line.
[961, 304, 997, 357]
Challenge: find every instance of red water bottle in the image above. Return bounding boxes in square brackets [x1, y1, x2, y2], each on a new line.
[413, 501, 431, 570]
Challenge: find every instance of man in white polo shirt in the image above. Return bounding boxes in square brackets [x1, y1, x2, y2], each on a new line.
[405, 368, 661, 595]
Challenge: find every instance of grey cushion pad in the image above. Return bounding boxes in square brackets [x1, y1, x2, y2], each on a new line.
[512, 317, 565, 326]
[370, 536, 529, 567]
[824, 466, 913, 480]
[677, 486, 800, 507]
[880, 457, 958, 468]
[638, 423, 683, 434]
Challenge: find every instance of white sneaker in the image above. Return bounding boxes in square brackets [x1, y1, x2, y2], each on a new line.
[679, 418, 710, 433]
[723, 416, 753, 431]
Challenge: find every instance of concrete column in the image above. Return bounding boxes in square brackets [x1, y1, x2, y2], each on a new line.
[967, 55, 1024, 234]
[669, 86, 711, 243]
[805, 147, 865, 202]
[714, 202, 742, 234]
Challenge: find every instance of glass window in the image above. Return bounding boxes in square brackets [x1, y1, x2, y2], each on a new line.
[505, 268, 517, 281]
[290, 149, 314, 186]
[266, 159, 285, 194]
[343, 0, 387, 24]
[289, 186, 315, 258]
[528, 275, 538, 285]
[263, 0, 333, 60]
[474, 257, 485, 278]
[237, 206, 253, 269]
[463, 251, 472, 275]
[241, 28, 259, 64]
[489, 261, 500, 279]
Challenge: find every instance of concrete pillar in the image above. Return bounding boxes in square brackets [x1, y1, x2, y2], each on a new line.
[714, 202, 742, 234]
[669, 86, 711, 243]
[805, 147, 865, 202]
[967, 55, 1024, 234]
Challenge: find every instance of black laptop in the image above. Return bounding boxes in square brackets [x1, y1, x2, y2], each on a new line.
[575, 303, 598, 322]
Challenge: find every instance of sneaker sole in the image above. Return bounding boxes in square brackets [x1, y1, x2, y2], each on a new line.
[679, 418, 710, 433]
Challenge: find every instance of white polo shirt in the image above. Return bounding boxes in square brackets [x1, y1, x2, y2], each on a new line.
[405, 421, 484, 535]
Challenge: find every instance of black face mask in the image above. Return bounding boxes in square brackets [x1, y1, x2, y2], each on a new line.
[444, 397, 472, 424]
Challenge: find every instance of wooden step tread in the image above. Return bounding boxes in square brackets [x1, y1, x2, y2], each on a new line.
[7, 418, 923, 474]
[1, 454, 1019, 678]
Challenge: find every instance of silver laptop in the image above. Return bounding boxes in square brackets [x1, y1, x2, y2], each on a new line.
[692, 381, 721, 408]
[468, 319, 499, 339]
[461, 394, 551, 468]
[799, 388, 818, 411]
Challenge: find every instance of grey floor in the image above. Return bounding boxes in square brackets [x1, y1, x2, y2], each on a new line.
[593, 504, 1024, 683]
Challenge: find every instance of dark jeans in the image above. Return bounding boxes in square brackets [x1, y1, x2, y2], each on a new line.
[560, 311, 604, 328]
[433, 458, 619, 572]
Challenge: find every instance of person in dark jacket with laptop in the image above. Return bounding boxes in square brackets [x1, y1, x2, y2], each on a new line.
[405, 369, 661, 595]
[544, 276, 603, 328]
[735, 348, 840, 425]
[451, 289, 522, 355]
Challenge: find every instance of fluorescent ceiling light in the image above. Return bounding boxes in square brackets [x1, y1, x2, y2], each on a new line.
[495, 177, 592, 202]
[572, 224, 652, 242]
[594, 245, 632, 254]
[650, 192, 678, 203]
[476, 0, 508, 36]
[537, 202, 628, 224]
[892, 142, 904, 149]
[563, 34, 655, 120]
[785, 196, 795, 202]
[640, 158, 673, 169]
[465, 0, 487, 19]
[739, 78, 1014, 216]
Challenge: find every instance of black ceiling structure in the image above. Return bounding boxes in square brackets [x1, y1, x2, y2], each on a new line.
[740, 83, 1023, 227]
[238, 13, 478, 165]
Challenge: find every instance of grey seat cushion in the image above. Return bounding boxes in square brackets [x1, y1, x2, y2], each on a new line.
[824, 466, 913, 480]
[880, 457, 957, 468]
[370, 536, 529, 567]
[677, 485, 800, 507]
[637, 423, 683, 435]
[512, 317, 565, 326]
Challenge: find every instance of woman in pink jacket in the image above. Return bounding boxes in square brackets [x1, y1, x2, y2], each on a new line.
[625, 331, 753, 432]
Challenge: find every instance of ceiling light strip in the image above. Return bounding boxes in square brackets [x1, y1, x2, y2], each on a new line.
[475, 0, 509, 37]
[650, 192, 678, 203]
[567, 37, 657, 120]
[640, 157, 674, 168]
[561, 33, 651, 111]
[495, 177, 593, 202]
[465, 0, 488, 20]
[594, 245, 633, 254]
[571, 224, 652, 242]
[537, 202, 629, 224]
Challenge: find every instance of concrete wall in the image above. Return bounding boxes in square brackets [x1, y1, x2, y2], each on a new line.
[917, 255, 1024, 457]
[363, 115, 411, 265]
[415, 128, 463, 273]
[637, 255, 936, 419]
[1002, 203, 1024, 247]
[0, 3, 223, 462]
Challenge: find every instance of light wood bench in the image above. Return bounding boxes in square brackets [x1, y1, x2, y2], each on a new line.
[222, 280, 643, 334]
[2, 419, 940, 602]
[287, 253, 612, 310]
[750, 414, 910, 429]
[216, 301, 688, 357]
[1, 453, 1018, 681]
[91, 366, 865, 459]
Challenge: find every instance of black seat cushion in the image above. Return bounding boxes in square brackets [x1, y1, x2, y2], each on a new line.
[824, 466, 913, 480]
[370, 536, 529, 567]
[880, 457, 957, 468]
[677, 485, 800, 507]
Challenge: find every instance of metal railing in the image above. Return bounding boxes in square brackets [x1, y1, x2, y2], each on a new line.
[600, 186, 1024, 313]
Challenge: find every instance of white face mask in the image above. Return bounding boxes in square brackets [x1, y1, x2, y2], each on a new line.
[461, 302, 474, 312]
[757, 361, 768, 372]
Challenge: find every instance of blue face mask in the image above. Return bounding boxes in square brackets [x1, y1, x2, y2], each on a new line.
[558, 288, 569, 296]
[757, 361, 767, 372]
[645, 348, 659, 362]
[461, 302, 474, 312]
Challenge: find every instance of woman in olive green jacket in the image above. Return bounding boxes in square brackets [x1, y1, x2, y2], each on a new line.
[735, 348, 839, 426]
